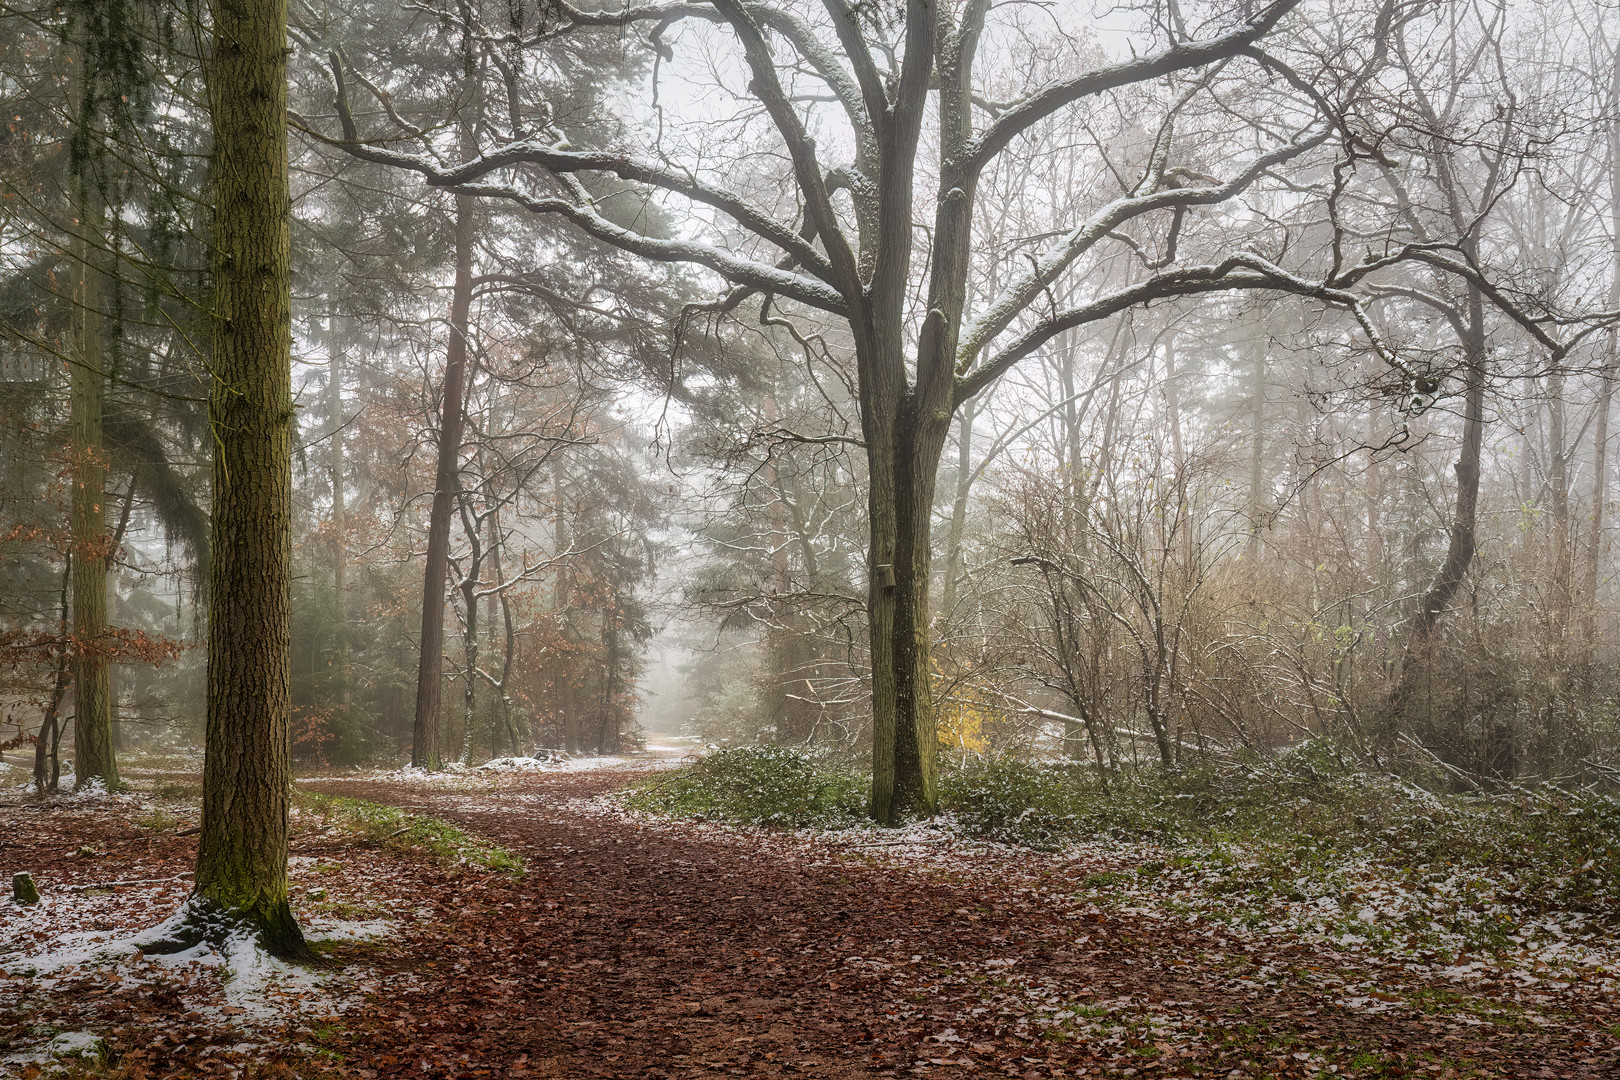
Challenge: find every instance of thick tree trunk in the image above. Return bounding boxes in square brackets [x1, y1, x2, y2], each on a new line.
[412, 196, 474, 770]
[69, 199, 117, 792]
[1547, 377, 1573, 658]
[458, 514, 482, 763]
[1586, 340, 1618, 661]
[867, 400, 950, 825]
[143, 0, 307, 958]
[1582, 87, 1620, 659]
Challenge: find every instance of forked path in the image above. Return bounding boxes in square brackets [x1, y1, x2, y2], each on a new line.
[304, 764, 1619, 1079]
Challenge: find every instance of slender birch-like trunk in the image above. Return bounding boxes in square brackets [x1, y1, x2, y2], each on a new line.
[412, 195, 474, 770]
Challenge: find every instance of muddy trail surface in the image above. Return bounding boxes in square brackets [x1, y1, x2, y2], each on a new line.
[299, 767, 1620, 1080]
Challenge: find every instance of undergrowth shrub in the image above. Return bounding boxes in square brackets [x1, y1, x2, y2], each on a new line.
[940, 755, 1087, 849]
[625, 740, 1620, 939]
[624, 745, 866, 828]
[940, 741, 1620, 912]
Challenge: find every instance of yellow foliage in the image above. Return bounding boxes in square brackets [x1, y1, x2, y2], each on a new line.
[936, 697, 992, 753]
[932, 657, 1001, 753]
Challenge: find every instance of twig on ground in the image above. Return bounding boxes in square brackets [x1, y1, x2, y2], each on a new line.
[65, 875, 191, 891]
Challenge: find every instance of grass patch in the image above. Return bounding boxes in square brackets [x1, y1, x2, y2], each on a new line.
[150, 780, 202, 800]
[297, 793, 524, 875]
[623, 745, 867, 828]
[133, 808, 180, 830]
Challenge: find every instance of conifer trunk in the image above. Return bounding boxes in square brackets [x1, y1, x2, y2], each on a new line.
[144, 0, 307, 958]
[34, 558, 72, 793]
[69, 192, 117, 791]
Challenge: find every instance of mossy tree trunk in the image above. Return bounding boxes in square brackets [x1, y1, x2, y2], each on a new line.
[863, 374, 951, 825]
[144, 0, 307, 958]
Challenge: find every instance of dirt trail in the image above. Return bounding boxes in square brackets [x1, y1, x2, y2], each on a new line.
[300, 766, 1620, 1079]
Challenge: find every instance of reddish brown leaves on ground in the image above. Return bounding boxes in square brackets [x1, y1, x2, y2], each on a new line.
[4, 765, 1619, 1080]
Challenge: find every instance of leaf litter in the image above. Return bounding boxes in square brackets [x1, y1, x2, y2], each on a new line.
[2, 754, 1616, 1078]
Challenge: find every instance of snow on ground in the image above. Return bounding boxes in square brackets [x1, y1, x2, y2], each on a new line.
[391, 768, 1620, 1001]
[298, 743, 695, 789]
[476, 753, 644, 772]
[5, 894, 394, 1023]
[1, 795, 401, 1070]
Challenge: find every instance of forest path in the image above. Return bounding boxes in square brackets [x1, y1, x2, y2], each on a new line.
[299, 761, 1620, 1080]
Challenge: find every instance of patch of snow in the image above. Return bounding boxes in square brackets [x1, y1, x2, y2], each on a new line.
[303, 918, 391, 944]
[7, 896, 393, 1033]
[46, 1031, 108, 1060]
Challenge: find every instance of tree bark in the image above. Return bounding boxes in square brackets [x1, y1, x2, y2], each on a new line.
[412, 194, 474, 770]
[34, 557, 72, 794]
[327, 316, 349, 707]
[456, 489, 484, 762]
[69, 186, 117, 792]
[865, 396, 951, 825]
[1547, 375, 1572, 658]
[1389, 285, 1487, 732]
[553, 461, 578, 755]
[1583, 342, 1616, 660]
[1581, 68, 1620, 659]
[937, 397, 976, 627]
[142, 0, 307, 958]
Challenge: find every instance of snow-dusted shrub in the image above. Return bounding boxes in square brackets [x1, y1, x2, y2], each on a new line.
[940, 756, 1087, 850]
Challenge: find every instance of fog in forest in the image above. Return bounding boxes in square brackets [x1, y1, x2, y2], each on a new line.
[13, 0, 1620, 1070]
[9, 0, 1620, 793]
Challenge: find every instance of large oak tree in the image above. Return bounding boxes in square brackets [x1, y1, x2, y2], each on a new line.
[309, 0, 1588, 819]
